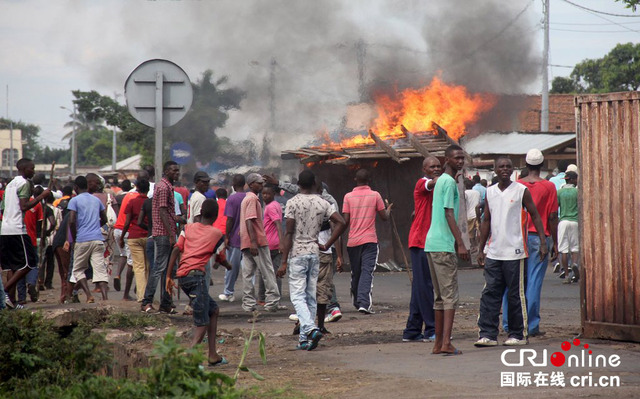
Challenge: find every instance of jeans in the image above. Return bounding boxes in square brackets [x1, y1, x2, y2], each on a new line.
[17, 266, 39, 302]
[222, 246, 242, 296]
[479, 258, 527, 340]
[179, 273, 218, 327]
[503, 235, 551, 334]
[347, 243, 378, 311]
[241, 246, 280, 311]
[142, 235, 172, 308]
[403, 248, 435, 339]
[289, 254, 320, 342]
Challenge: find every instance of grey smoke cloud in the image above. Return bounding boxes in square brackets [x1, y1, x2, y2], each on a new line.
[49, 0, 539, 148]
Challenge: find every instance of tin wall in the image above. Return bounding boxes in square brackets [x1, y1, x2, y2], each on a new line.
[576, 91, 640, 342]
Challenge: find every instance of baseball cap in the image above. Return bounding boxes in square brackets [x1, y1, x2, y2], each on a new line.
[563, 171, 578, 180]
[525, 149, 544, 166]
[193, 171, 210, 182]
[247, 173, 265, 185]
[566, 164, 578, 173]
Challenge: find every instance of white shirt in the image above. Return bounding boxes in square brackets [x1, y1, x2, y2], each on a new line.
[465, 189, 481, 221]
[484, 182, 528, 260]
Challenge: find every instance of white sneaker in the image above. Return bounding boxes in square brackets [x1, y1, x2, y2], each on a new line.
[474, 337, 498, 347]
[218, 294, 234, 302]
[358, 307, 374, 315]
[504, 337, 528, 346]
[289, 313, 299, 322]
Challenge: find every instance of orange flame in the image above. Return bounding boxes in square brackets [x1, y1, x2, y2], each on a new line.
[318, 77, 495, 149]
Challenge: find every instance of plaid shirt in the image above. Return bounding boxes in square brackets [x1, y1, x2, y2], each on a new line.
[152, 177, 177, 238]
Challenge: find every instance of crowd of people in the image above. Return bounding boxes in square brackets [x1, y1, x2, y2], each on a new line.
[0, 146, 579, 361]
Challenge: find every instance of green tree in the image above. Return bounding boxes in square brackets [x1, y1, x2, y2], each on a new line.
[165, 70, 246, 163]
[64, 91, 152, 166]
[616, 0, 640, 11]
[550, 76, 582, 94]
[558, 43, 640, 93]
[0, 118, 42, 160]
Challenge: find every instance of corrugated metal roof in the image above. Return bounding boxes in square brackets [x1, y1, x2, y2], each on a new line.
[98, 154, 142, 172]
[461, 132, 575, 155]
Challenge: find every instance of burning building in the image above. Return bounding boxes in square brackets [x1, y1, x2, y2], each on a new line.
[282, 78, 494, 268]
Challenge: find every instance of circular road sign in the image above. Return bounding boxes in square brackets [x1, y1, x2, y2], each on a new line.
[124, 59, 193, 128]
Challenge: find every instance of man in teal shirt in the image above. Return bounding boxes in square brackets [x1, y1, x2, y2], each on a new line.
[557, 171, 579, 283]
[425, 144, 469, 356]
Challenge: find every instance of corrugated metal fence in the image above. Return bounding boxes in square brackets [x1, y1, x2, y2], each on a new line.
[576, 91, 640, 342]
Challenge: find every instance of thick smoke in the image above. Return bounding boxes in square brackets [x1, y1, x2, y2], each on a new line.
[50, 0, 540, 150]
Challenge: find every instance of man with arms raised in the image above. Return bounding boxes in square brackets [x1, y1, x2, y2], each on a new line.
[402, 156, 441, 342]
[0, 158, 51, 308]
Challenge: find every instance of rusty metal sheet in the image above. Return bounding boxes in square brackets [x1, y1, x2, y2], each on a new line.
[576, 91, 640, 342]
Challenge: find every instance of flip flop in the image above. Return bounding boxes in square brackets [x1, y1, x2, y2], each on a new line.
[208, 357, 228, 367]
[442, 349, 463, 356]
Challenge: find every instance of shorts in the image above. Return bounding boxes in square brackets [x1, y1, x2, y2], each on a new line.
[427, 252, 459, 310]
[558, 220, 579, 253]
[73, 241, 108, 283]
[179, 273, 219, 327]
[113, 228, 133, 265]
[0, 234, 37, 272]
[316, 252, 334, 304]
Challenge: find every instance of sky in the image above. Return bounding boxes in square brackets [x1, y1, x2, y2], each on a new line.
[0, 0, 638, 151]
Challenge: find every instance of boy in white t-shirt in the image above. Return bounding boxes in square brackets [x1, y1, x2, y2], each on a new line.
[475, 157, 547, 347]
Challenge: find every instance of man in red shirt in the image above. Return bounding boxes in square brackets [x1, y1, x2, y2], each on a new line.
[503, 149, 558, 336]
[403, 156, 441, 342]
[120, 179, 150, 302]
[343, 168, 392, 314]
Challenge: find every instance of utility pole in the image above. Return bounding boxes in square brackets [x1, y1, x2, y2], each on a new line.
[71, 104, 77, 175]
[6, 85, 14, 177]
[541, 0, 550, 132]
[356, 39, 367, 102]
[268, 58, 277, 133]
[112, 92, 121, 172]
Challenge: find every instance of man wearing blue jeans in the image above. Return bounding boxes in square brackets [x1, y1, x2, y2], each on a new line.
[219, 174, 246, 303]
[141, 161, 180, 313]
[277, 170, 345, 351]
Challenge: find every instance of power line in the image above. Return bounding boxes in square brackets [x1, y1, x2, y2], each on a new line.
[559, 0, 640, 17]
[552, 20, 640, 26]
[560, 0, 640, 33]
[551, 27, 637, 33]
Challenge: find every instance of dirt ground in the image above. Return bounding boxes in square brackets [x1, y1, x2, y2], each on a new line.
[22, 268, 640, 398]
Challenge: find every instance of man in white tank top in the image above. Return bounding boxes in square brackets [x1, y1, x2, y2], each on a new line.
[475, 157, 548, 347]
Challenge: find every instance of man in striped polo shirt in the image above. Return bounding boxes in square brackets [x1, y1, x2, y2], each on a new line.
[343, 169, 392, 314]
[475, 157, 547, 347]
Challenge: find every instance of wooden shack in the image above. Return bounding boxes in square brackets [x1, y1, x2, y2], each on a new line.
[281, 124, 472, 270]
[576, 91, 640, 342]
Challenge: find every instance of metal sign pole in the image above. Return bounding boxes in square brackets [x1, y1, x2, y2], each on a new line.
[155, 71, 163, 179]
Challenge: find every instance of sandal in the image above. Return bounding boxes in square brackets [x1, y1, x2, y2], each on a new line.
[87, 297, 95, 304]
[208, 356, 228, 367]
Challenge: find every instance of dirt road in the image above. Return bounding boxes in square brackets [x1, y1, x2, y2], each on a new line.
[27, 267, 640, 398]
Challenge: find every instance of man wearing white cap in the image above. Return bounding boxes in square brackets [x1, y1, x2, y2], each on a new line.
[503, 149, 558, 337]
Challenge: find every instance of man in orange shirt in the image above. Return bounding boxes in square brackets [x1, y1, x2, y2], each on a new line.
[239, 173, 280, 312]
